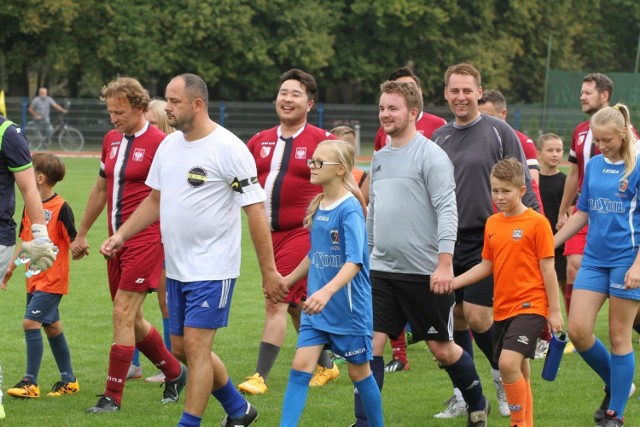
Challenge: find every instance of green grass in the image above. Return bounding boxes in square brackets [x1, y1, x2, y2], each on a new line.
[0, 157, 637, 426]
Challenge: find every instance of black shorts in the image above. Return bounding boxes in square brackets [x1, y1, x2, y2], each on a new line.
[371, 270, 454, 342]
[493, 314, 546, 363]
[454, 228, 494, 307]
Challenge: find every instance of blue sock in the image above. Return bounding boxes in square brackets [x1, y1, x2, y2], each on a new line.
[47, 332, 75, 382]
[212, 378, 247, 419]
[25, 329, 43, 384]
[177, 411, 201, 427]
[354, 374, 383, 427]
[162, 317, 171, 352]
[132, 348, 140, 367]
[354, 356, 383, 427]
[472, 325, 498, 370]
[444, 350, 485, 411]
[454, 329, 474, 358]
[609, 352, 634, 417]
[578, 338, 610, 387]
[280, 369, 313, 427]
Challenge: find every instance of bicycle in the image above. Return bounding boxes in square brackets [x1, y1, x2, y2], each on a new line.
[25, 101, 84, 152]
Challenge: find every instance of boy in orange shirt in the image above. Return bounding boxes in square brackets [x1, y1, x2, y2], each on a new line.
[1, 153, 79, 399]
[432, 157, 563, 427]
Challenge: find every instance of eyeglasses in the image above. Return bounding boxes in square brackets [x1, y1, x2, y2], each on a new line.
[306, 159, 341, 169]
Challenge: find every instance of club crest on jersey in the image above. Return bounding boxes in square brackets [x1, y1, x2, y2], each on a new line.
[44, 209, 52, 225]
[295, 147, 307, 159]
[132, 147, 145, 162]
[187, 166, 207, 188]
[619, 179, 628, 193]
[330, 229, 339, 245]
[109, 146, 118, 159]
[512, 228, 523, 241]
[260, 146, 272, 158]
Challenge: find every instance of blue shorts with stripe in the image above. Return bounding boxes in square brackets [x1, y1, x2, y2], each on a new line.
[167, 278, 236, 336]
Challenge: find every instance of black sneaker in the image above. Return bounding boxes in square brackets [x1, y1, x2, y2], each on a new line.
[603, 409, 624, 427]
[161, 363, 187, 404]
[86, 395, 120, 413]
[221, 402, 258, 427]
[467, 397, 490, 427]
[384, 358, 409, 372]
[595, 389, 611, 425]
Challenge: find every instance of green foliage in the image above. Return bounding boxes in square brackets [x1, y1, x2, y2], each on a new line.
[2, 0, 640, 103]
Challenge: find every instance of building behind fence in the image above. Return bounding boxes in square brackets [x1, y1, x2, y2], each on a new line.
[4, 96, 619, 154]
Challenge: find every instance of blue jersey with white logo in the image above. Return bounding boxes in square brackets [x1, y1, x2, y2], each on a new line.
[303, 193, 372, 336]
[578, 154, 640, 267]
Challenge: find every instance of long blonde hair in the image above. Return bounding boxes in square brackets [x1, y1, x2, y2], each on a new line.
[303, 140, 362, 228]
[148, 99, 175, 135]
[590, 103, 637, 181]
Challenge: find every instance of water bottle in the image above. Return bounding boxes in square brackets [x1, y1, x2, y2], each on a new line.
[541, 331, 568, 381]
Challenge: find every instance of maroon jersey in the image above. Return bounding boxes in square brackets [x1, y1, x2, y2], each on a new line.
[568, 120, 597, 189]
[100, 123, 165, 239]
[515, 129, 544, 214]
[374, 111, 446, 151]
[247, 124, 334, 231]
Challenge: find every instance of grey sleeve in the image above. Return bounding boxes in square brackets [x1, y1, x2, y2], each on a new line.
[424, 148, 457, 254]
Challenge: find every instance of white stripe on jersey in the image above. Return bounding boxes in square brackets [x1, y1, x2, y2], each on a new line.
[218, 279, 231, 309]
[263, 125, 306, 230]
[630, 192, 638, 249]
[110, 135, 129, 235]
[581, 128, 593, 175]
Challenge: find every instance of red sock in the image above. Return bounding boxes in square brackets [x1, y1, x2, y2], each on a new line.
[539, 322, 552, 342]
[565, 283, 573, 315]
[390, 328, 408, 363]
[105, 344, 134, 405]
[137, 326, 182, 380]
[503, 376, 527, 427]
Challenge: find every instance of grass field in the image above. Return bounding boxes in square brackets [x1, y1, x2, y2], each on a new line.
[0, 157, 637, 426]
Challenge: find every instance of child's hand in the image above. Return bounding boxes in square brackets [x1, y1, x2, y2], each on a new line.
[1, 269, 13, 290]
[303, 288, 332, 315]
[549, 310, 564, 334]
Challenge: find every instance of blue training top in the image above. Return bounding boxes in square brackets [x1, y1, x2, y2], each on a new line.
[578, 154, 640, 267]
[303, 193, 372, 337]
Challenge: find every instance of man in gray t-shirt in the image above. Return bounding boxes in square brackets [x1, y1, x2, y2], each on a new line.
[28, 87, 67, 145]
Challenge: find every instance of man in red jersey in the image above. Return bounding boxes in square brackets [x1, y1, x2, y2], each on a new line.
[238, 69, 340, 395]
[71, 77, 186, 413]
[373, 67, 446, 151]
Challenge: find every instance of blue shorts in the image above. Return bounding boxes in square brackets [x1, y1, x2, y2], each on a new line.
[575, 265, 640, 300]
[297, 324, 373, 365]
[167, 278, 236, 336]
[25, 291, 62, 325]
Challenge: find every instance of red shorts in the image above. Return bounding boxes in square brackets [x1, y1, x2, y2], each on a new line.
[563, 225, 587, 256]
[272, 227, 310, 305]
[107, 238, 163, 300]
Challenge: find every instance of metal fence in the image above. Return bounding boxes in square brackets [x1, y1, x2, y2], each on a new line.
[5, 96, 597, 153]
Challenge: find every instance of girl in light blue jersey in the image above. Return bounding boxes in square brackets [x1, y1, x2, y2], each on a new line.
[279, 140, 382, 427]
[555, 104, 640, 427]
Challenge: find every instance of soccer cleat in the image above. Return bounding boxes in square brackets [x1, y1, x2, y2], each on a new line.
[127, 363, 143, 380]
[7, 379, 40, 398]
[221, 402, 258, 427]
[145, 371, 166, 383]
[86, 395, 120, 413]
[603, 409, 624, 426]
[238, 373, 268, 395]
[467, 397, 490, 427]
[161, 363, 187, 403]
[595, 384, 636, 424]
[384, 358, 410, 372]
[330, 352, 347, 365]
[534, 339, 549, 359]
[493, 376, 510, 416]
[47, 378, 80, 396]
[563, 341, 576, 354]
[309, 363, 340, 387]
[434, 395, 468, 418]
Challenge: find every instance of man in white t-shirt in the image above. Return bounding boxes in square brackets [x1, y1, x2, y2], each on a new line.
[100, 73, 287, 427]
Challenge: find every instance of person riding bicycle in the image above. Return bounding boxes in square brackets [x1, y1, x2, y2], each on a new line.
[28, 88, 68, 148]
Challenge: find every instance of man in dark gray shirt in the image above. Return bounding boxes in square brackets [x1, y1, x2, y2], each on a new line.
[432, 63, 539, 419]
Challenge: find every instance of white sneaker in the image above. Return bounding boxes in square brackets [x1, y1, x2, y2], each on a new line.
[493, 377, 510, 416]
[126, 364, 143, 380]
[534, 339, 550, 359]
[145, 372, 166, 383]
[434, 395, 468, 418]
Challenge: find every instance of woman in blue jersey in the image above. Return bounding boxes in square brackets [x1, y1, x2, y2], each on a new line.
[555, 104, 640, 427]
[278, 140, 382, 427]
